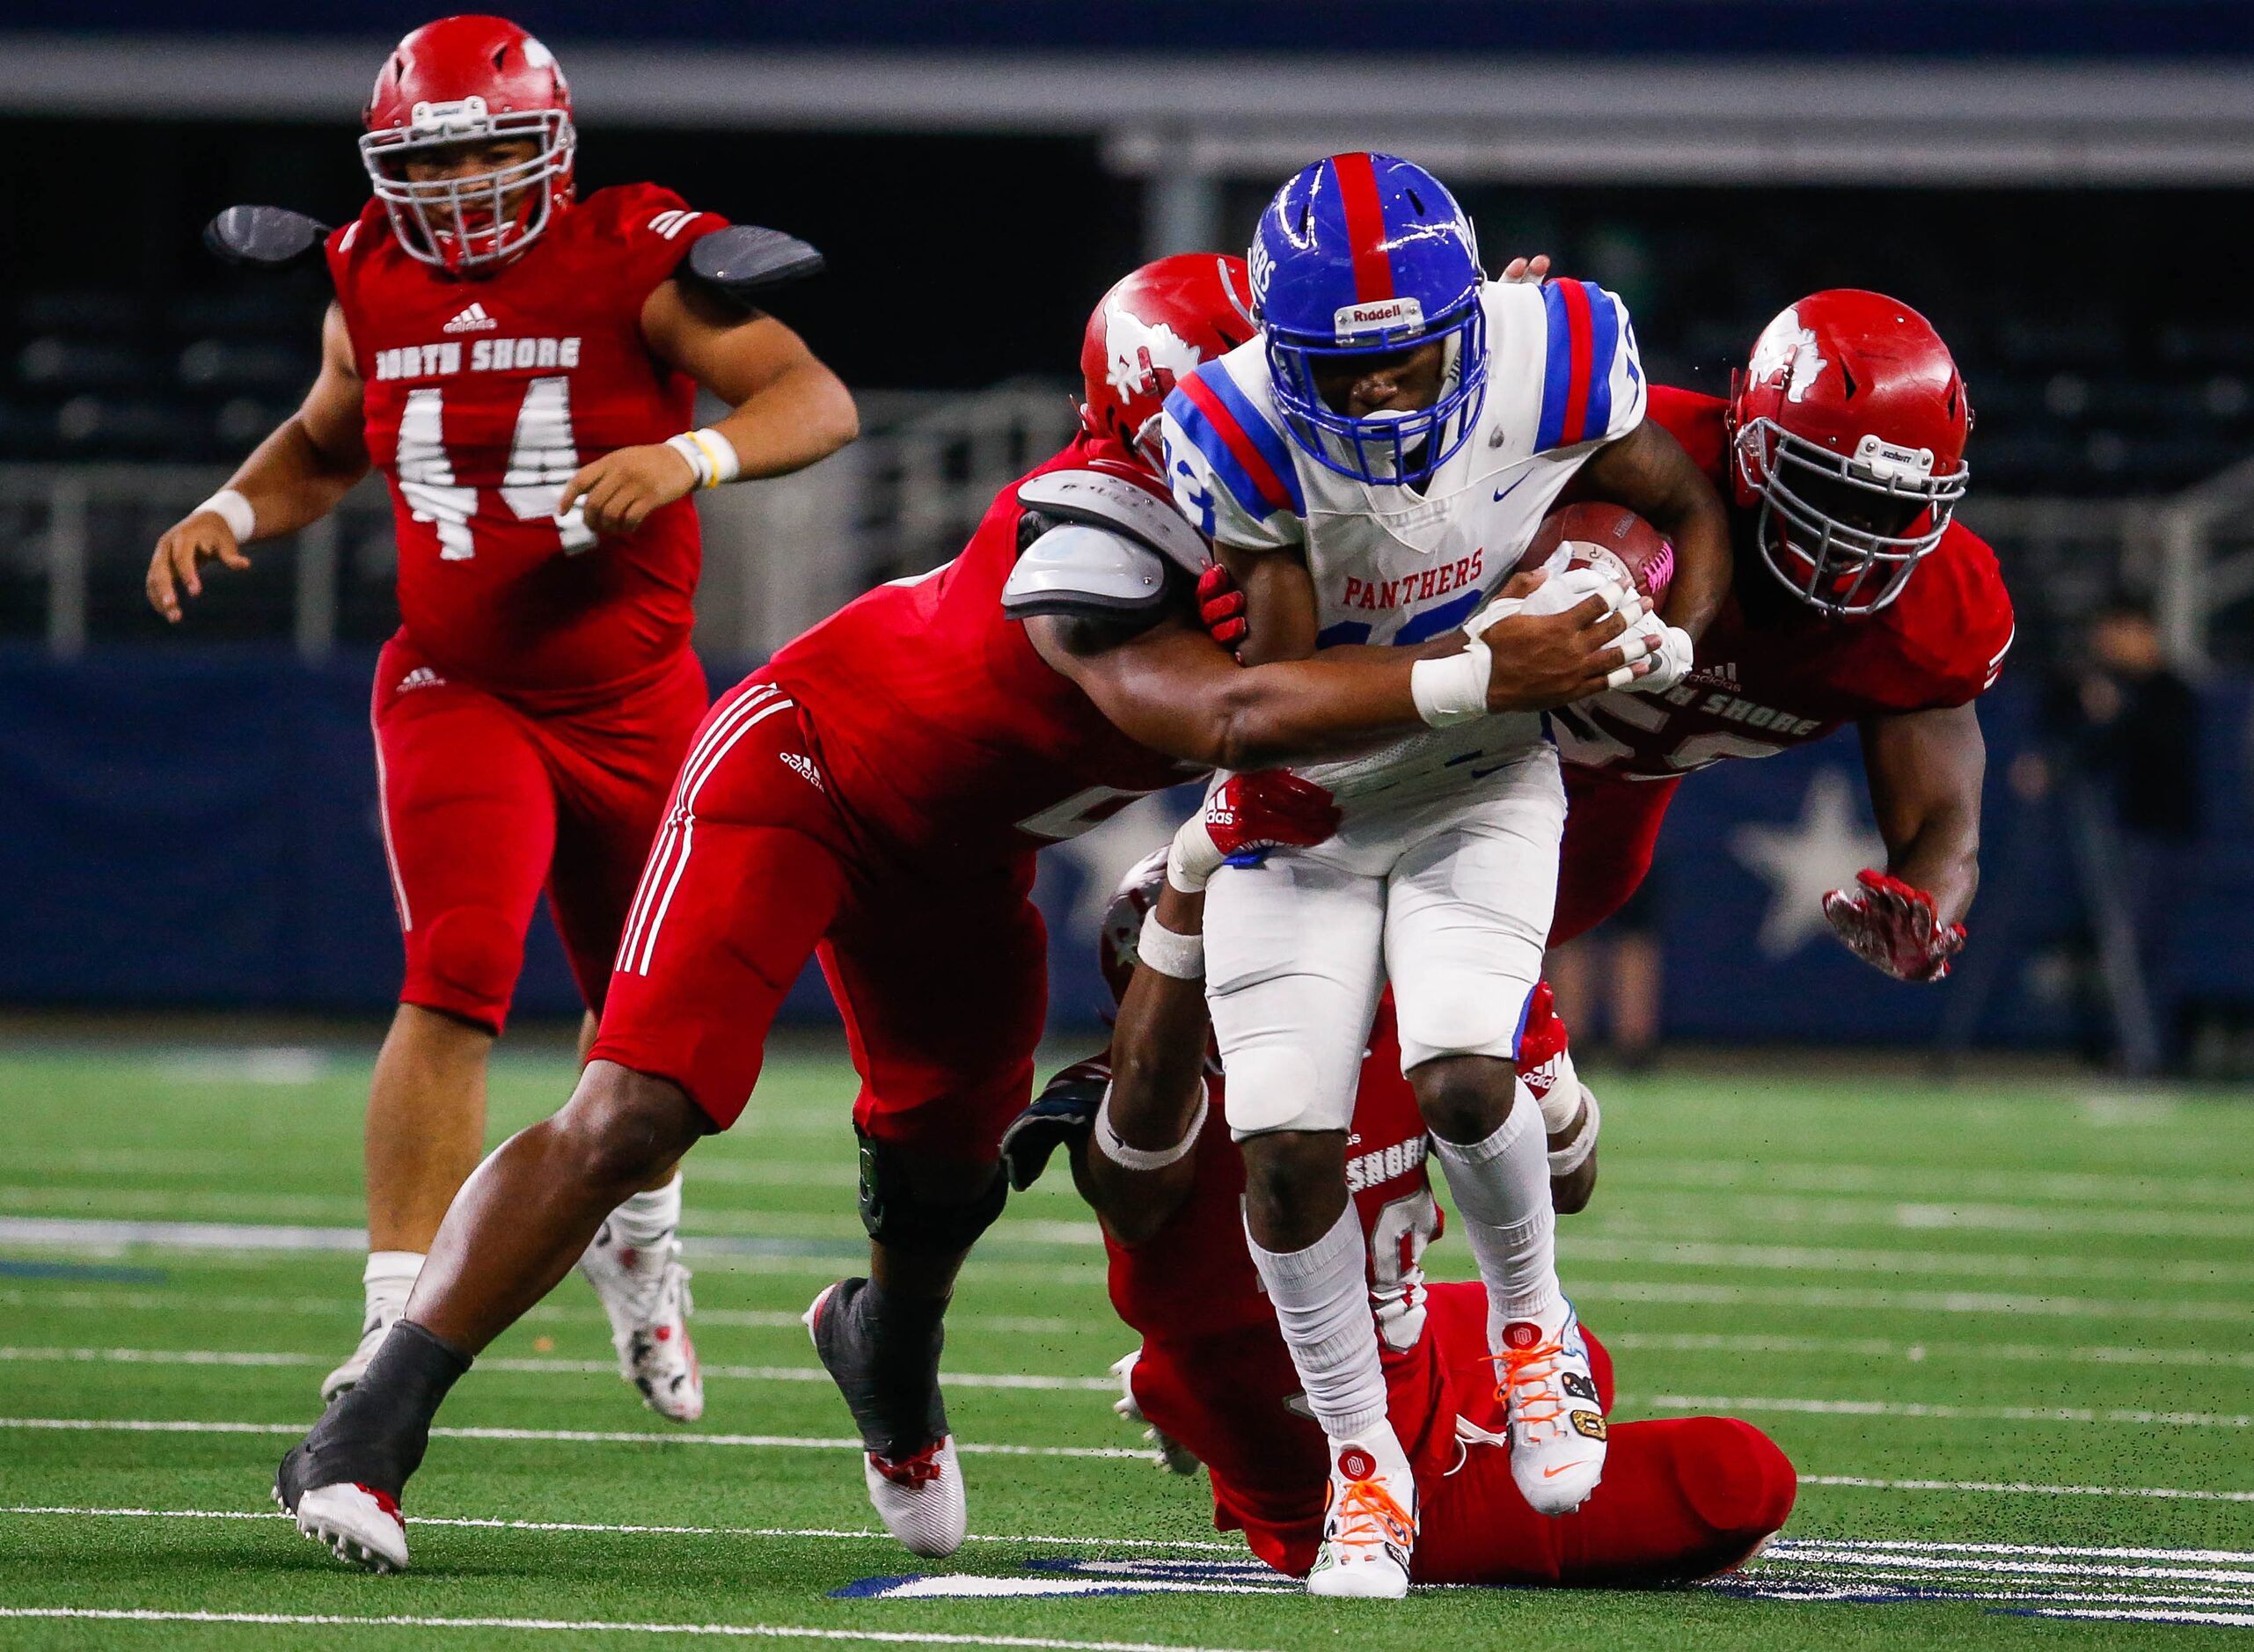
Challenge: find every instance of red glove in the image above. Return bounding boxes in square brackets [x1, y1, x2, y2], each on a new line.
[1170, 771, 1340, 889]
[1197, 562, 1248, 649]
[1822, 869, 1967, 983]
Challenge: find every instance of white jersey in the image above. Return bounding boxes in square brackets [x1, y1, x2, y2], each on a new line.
[1160, 276, 1646, 805]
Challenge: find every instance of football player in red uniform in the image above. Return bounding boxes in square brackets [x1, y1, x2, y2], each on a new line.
[145, 17, 857, 1423]
[271, 253, 1651, 1575]
[1519, 290, 2013, 1137]
[999, 849, 1796, 1587]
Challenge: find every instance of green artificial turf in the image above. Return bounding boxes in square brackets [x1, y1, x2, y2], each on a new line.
[1, 1039, 2249, 1648]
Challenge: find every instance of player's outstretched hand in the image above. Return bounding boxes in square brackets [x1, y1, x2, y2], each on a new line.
[1822, 868, 1966, 982]
[147, 509, 252, 622]
[560, 444, 700, 540]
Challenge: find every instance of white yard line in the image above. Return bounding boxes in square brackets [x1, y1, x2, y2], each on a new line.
[1772, 1539, 2254, 1564]
[1572, 1277, 2254, 1324]
[2020, 1607, 2254, 1626]
[1632, 1393, 2254, 1429]
[1602, 1331, 2254, 1371]
[1562, 1236, 2254, 1288]
[0, 1347, 1116, 1392]
[0, 1417, 1145, 1458]
[0, 1610, 1277, 1650]
[1800, 1474, 2254, 1502]
[1602, 1159, 2254, 1211]
[0, 1506, 1238, 1551]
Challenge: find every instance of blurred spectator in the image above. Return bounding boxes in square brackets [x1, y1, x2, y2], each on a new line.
[1547, 868, 1666, 1072]
[2035, 599, 2202, 1071]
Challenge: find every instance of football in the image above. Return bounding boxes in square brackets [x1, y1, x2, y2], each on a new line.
[1516, 501, 1677, 610]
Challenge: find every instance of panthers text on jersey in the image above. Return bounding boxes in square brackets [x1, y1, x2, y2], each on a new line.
[765, 432, 1199, 861]
[1160, 278, 1647, 802]
[1550, 384, 2015, 784]
[328, 182, 724, 710]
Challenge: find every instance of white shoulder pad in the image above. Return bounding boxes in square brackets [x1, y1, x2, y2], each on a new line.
[1016, 469, 1208, 576]
[1001, 523, 1172, 622]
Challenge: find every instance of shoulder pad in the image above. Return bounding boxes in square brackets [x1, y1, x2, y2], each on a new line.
[204, 206, 331, 270]
[1016, 468, 1208, 577]
[682, 226, 825, 310]
[1002, 522, 1172, 623]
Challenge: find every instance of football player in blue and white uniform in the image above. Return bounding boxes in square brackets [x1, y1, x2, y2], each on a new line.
[1159, 153, 1731, 1597]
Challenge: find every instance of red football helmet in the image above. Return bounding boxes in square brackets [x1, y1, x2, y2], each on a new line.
[1080, 253, 1258, 474]
[360, 15, 576, 274]
[1729, 289, 1972, 618]
[1097, 846, 1172, 1010]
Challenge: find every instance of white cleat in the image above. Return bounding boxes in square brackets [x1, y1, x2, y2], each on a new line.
[319, 1304, 399, 1406]
[860, 1434, 969, 1560]
[580, 1225, 703, 1422]
[285, 1480, 409, 1574]
[1305, 1437, 1416, 1598]
[1495, 1300, 1607, 1516]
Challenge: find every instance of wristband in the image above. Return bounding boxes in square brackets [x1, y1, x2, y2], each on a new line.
[1136, 908, 1205, 980]
[664, 428, 741, 489]
[1547, 1087, 1600, 1177]
[1095, 1084, 1209, 1172]
[196, 488, 256, 543]
[1167, 814, 1225, 893]
[1410, 640, 1491, 727]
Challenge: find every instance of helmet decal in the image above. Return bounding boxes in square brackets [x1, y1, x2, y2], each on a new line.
[1079, 253, 1258, 475]
[1745, 306, 1829, 405]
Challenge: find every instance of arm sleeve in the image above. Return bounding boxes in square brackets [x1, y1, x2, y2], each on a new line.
[1533, 279, 1648, 452]
[1160, 374, 1304, 555]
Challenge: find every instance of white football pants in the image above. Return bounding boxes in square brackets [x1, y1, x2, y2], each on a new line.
[1204, 743, 1565, 1138]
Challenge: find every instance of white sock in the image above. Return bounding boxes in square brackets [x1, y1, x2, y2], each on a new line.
[606, 1173, 683, 1251]
[1244, 1202, 1391, 1442]
[1427, 1086, 1563, 1337]
[363, 1250, 424, 1323]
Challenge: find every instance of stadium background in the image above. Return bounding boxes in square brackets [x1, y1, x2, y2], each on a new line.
[4, 2, 2253, 1068]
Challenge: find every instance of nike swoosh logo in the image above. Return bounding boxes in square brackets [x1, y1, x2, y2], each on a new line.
[1493, 474, 1531, 504]
[1542, 1463, 1592, 1478]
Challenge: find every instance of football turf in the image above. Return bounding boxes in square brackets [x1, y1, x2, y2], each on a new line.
[2, 1036, 2250, 1648]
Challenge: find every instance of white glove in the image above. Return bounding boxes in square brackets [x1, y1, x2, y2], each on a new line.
[1613, 616, 1693, 695]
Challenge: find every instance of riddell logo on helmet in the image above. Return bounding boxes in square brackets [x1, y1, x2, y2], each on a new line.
[1333, 296, 1425, 341]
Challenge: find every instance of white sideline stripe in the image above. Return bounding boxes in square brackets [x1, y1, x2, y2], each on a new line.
[1636, 1393, 2254, 1429]
[0, 1611, 1276, 1650]
[1565, 1236, 2254, 1288]
[1801, 1474, 2254, 1502]
[1773, 1537, 2254, 1564]
[1572, 1277, 2254, 1325]
[0, 1347, 1116, 1393]
[1607, 1158, 2254, 1212]
[0, 1506, 1239, 1551]
[2023, 1608, 2254, 1626]
[0, 1216, 368, 1251]
[0, 1417, 1144, 1458]
[1604, 1331, 2254, 1371]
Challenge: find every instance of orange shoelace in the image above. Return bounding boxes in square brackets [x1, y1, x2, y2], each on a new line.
[1490, 1335, 1570, 1430]
[1326, 1472, 1416, 1558]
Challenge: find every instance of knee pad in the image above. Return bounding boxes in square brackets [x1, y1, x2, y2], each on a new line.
[1672, 1416, 1798, 1546]
[857, 1130, 1007, 1256]
[1220, 1047, 1330, 1137]
[415, 906, 525, 1016]
[1394, 981, 1530, 1069]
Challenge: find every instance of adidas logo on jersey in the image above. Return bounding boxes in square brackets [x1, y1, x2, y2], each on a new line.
[396, 667, 447, 694]
[779, 750, 824, 791]
[443, 303, 499, 334]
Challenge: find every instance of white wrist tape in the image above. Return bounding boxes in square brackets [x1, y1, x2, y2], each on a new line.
[664, 428, 741, 489]
[1410, 640, 1491, 727]
[197, 488, 256, 542]
[1095, 1083, 1208, 1172]
[1167, 814, 1226, 893]
[1547, 1086, 1600, 1177]
[1136, 908, 1205, 979]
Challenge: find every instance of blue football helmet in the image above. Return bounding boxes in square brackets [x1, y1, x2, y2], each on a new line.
[1250, 153, 1488, 486]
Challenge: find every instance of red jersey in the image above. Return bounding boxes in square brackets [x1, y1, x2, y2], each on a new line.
[328, 183, 725, 710]
[765, 434, 1198, 864]
[1084, 1002, 1466, 1565]
[1554, 385, 2015, 782]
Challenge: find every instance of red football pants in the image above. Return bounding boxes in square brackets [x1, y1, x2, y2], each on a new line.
[1550, 766, 1683, 946]
[591, 673, 1048, 1157]
[371, 638, 708, 1034]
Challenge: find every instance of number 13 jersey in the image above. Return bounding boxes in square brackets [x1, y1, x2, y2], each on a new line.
[327, 183, 725, 710]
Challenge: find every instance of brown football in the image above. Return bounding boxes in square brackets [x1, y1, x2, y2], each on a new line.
[1514, 501, 1676, 609]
